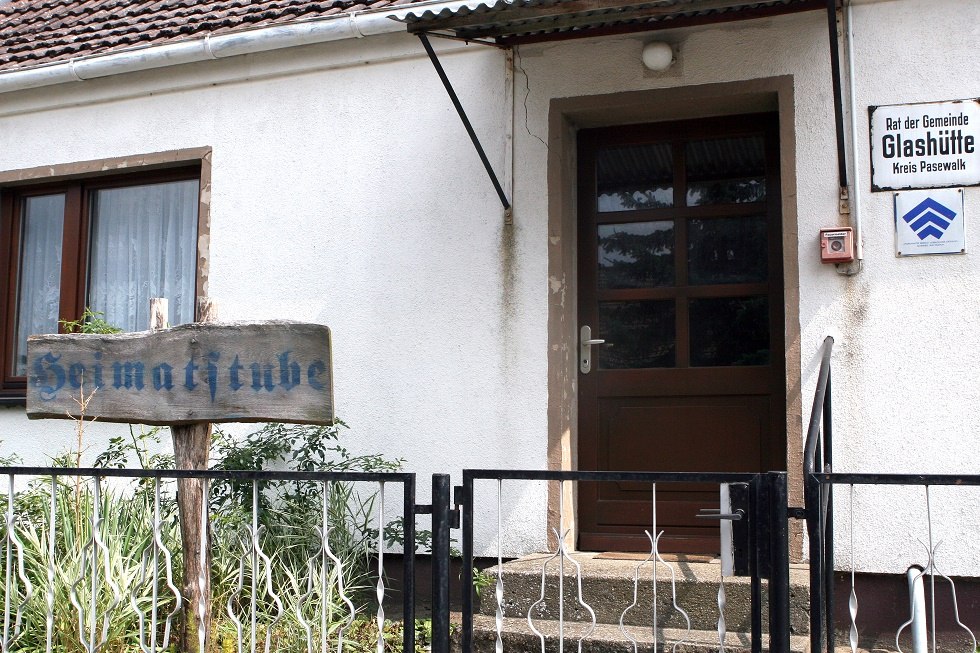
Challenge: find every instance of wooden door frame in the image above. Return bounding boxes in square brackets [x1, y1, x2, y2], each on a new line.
[544, 77, 805, 557]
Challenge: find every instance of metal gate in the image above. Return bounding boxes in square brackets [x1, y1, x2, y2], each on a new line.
[445, 470, 791, 653]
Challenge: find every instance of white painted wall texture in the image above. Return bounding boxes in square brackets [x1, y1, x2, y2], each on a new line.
[1, 0, 978, 573]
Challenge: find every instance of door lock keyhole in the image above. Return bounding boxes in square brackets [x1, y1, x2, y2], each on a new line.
[580, 325, 609, 374]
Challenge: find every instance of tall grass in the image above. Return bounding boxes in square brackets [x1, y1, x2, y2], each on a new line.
[5, 476, 174, 652]
[0, 421, 412, 652]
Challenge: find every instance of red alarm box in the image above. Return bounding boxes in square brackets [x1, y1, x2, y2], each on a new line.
[819, 227, 854, 263]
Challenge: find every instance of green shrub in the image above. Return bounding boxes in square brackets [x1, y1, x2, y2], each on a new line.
[59, 307, 123, 334]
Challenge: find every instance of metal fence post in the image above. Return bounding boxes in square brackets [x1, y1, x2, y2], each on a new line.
[460, 474, 474, 653]
[807, 472, 825, 653]
[750, 475, 765, 653]
[768, 472, 791, 652]
[822, 371, 835, 653]
[403, 475, 417, 653]
[431, 474, 452, 653]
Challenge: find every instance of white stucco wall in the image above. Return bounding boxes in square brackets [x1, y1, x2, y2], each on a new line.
[819, 0, 980, 576]
[1, 0, 978, 573]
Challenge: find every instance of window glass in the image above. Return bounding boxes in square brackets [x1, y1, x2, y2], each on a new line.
[686, 136, 766, 206]
[689, 296, 769, 366]
[597, 143, 673, 211]
[88, 180, 199, 332]
[598, 221, 674, 288]
[13, 194, 65, 376]
[598, 300, 676, 369]
[688, 216, 768, 285]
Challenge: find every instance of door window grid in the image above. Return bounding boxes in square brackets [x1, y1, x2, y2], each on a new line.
[593, 134, 771, 370]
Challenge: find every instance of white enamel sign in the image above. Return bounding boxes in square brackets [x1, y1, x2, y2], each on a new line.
[894, 188, 965, 257]
[870, 99, 980, 191]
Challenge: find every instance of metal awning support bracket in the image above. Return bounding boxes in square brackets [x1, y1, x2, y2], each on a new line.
[417, 32, 512, 213]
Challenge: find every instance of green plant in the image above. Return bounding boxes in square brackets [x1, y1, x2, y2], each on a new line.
[209, 421, 402, 592]
[0, 420, 415, 652]
[93, 424, 174, 471]
[343, 617, 436, 652]
[0, 446, 21, 466]
[59, 307, 122, 334]
[472, 566, 495, 599]
[1, 474, 179, 652]
[206, 421, 403, 652]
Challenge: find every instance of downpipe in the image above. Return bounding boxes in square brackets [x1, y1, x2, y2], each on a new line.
[831, 0, 865, 276]
[844, 0, 865, 264]
[906, 565, 928, 653]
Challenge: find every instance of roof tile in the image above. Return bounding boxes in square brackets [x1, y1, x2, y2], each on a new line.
[0, 0, 432, 73]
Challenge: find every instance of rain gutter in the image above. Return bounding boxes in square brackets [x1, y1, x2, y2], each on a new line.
[0, 0, 504, 96]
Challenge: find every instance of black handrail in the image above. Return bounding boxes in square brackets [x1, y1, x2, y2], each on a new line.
[0, 466, 415, 482]
[803, 335, 834, 653]
[803, 335, 835, 477]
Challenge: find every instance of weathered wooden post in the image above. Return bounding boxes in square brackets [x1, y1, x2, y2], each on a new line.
[154, 297, 215, 653]
[25, 305, 334, 653]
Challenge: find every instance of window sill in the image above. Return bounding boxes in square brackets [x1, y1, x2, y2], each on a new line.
[0, 396, 26, 408]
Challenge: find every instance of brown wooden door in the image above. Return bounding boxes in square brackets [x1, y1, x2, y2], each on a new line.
[577, 114, 785, 554]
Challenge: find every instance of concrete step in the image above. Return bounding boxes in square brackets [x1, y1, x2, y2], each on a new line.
[459, 613, 810, 653]
[476, 553, 810, 637]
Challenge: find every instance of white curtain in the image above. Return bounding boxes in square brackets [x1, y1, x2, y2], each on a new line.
[87, 179, 198, 333]
[14, 194, 65, 376]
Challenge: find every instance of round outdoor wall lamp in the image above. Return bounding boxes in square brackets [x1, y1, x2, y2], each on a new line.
[642, 41, 675, 71]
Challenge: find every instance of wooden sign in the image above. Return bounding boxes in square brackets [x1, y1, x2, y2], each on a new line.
[26, 321, 333, 425]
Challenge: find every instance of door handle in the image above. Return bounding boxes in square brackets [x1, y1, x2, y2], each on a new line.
[580, 325, 609, 374]
[695, 508, 745, 521]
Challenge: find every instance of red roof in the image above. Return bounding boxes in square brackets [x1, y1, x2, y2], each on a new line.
[0, 0, 427, 73]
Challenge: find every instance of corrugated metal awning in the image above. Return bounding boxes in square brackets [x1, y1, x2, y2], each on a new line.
[403, 0, 824, 44]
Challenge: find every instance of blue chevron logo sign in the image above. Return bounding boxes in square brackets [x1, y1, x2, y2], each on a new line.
[894, 188, 965, 256]
[902, 197, 958, 240]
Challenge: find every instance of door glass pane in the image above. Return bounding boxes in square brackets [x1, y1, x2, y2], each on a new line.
[688, 217, 768, 285]
[598, 300, 675, 369]
[88, 179, 198, 332]
[686, 136, 766, 206]
[13, 194, 65, 376]
[689, 296, 769, 366]
[597, 143, 673, 211]
[598, 221, 674, 288]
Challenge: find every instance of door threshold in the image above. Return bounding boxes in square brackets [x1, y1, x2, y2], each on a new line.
[592, 551, 718, 563]
[589, 552, 809, 570]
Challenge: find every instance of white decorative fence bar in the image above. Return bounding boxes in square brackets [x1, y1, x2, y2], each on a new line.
[457, 470, 793, 653]
[0, 466, 417, 653]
